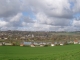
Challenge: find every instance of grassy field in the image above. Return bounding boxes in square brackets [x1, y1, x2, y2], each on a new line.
[0, 44, 80, 60]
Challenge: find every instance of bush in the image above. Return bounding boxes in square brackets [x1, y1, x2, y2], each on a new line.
[44, 45, 48, 47]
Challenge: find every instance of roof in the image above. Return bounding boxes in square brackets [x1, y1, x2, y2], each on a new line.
[23, 42, 31, 45]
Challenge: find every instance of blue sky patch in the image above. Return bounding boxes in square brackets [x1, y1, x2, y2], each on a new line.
[22, 11, 36, 20]
[70, 2, 74, 9]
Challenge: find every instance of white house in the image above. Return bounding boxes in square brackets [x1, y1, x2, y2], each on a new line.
[5, 43, 12, 45]
[60, 43, 64, 45]
[30, 44, 35, 47]
[74, 40, 78, 44]
[51, 44, 55, 46]
[40, 44, 44, 47]
[59, 42, 64, 46]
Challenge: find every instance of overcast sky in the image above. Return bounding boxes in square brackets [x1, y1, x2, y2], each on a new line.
[0, 0, 80, 31]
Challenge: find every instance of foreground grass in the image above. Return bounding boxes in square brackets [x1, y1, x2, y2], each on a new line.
[0, 44, 80, 60]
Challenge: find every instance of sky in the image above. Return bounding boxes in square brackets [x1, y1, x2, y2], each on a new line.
[0, 0, 80, 31]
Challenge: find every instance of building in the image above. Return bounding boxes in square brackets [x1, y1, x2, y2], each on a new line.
[30, 44, 35, 47]
[74, 40, 78, 44]
[51, 44, 55, 46]
[5, 43, 12, 45]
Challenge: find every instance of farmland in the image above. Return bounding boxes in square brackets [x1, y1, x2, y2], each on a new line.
[0, 44, 80, 60]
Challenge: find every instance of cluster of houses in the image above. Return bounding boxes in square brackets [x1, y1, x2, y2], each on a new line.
[19, 40, 80, 47]
[0, 40, 80, 47]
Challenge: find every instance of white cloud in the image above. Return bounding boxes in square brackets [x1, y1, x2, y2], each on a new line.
[73, 20, 80, 27]
[10, 13, 22, 22]
[0, 20, 8, 27]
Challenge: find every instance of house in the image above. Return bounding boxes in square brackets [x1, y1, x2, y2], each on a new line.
[59, 42, 64, 46]
[51, 44, 55, 46]
[5, 43, 12, 45]
[2, 42, 5, 46]
[30, 44, 35, 47]
[59, 41, 68, 46]
[40, 44, 44, 47]
[23, 42, 32, 46]
[67, 41, 73, 44]
[74, 40, 78, 44]
[20, 43, 24, 46]
[60, 43, 64, 45]
[34, 42, 39, 45]
[78, 40, 80, 44]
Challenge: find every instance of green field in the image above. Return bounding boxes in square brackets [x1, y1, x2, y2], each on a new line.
[0, 45, 80, 60]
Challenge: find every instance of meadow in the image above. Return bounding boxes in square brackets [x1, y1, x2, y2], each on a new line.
[0, 44, 80, 60]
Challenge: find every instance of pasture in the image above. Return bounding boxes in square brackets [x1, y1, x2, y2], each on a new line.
[0, 44, 80, 60]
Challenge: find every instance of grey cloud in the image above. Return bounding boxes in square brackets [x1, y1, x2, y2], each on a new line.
[23, 16, 35, 23]
[36, 12, 72, 26]
[49, 19, 72, 26]
[0, 0, 22, 18]
[26, 0, 73, 19]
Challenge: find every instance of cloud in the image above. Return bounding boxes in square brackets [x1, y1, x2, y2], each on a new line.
[26, 0, 73, 18]
[10, 13, 22, 22]
[36, 12, 72, 26]
[0, 20, 8, 27]
[73, 19, 80, 27]
[0, 0, 22, 18]
[0, 0, 80, 31]
[22, 16, 35, 23]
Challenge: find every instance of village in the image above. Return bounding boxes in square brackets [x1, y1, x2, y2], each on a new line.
[0, 31, 80, 47]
